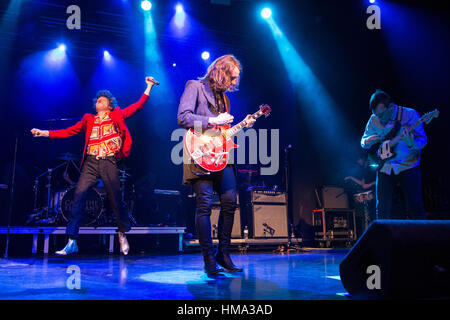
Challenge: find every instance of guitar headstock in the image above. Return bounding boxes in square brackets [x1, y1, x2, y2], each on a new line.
[259, 104, 272, 117]
[423, 109, 439, 124]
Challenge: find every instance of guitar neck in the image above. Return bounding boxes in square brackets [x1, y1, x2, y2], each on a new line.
[225, 110, 265, 138]
[389, 114, 429, 147]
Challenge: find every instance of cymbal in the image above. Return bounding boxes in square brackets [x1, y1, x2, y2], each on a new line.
[57, 152, 80, 161]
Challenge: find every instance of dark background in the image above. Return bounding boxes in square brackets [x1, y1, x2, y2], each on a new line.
[0, 0, 448, 242]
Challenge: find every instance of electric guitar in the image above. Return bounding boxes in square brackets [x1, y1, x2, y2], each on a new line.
[184, 104, 272, 172]
[367, 109, 439, 170]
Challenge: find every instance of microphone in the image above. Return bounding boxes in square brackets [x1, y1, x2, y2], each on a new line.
[148, 78, 160, 85]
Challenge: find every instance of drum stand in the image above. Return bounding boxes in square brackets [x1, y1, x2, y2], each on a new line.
[26, 161, 68, 224]
[353, 191, 374, 234]
[362, 201, 371, 231]
[119, 169, 138, 226]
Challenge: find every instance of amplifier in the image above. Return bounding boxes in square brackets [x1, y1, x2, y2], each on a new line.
[250, 190, 286, 204]
[316, 186, 349, 209]
[211, 206, 242, 238]
[251, 204, 288, 238]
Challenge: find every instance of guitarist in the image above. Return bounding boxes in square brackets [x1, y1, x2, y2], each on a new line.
[361, 89, 427, 220]
[177, 54, 255, 276]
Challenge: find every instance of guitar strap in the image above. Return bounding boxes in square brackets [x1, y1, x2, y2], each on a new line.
[390, 105, 403, 138]
[396, 105, 403, 123]
[222, 92, 230, 113]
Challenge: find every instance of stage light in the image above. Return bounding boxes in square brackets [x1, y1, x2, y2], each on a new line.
[141, 0, 152, 11]
[369, 0, 376, 3]
[201, 51, 210, 60]
[103, 50, 110, 58]
[58, 44, 66, 52]
[172, 63, 177, 67]
[261, 8, 272, 19]
[173, 2, 187, 30]
[175, 3, 183, 13]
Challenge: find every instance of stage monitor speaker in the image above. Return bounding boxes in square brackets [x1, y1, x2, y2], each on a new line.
[339, 220, 450, 299]
[252, 204, 288, 238]
[211, 206, 241, 239]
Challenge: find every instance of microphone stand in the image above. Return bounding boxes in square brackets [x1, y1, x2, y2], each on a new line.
[283, 145, 307, 253]
[4, 138, 18, 259]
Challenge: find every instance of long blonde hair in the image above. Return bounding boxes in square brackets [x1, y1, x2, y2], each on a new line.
[200, 54, 242, 92]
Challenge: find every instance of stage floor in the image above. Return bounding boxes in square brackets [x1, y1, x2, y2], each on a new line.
[0, 250, 349, 300]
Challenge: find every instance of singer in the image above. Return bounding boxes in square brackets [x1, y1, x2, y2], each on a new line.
[30, 76, 158, 256]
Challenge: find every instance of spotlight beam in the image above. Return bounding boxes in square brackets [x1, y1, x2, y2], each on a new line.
[264, 17, 359, 169]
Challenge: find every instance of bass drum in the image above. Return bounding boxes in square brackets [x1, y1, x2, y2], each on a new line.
[57, 187, 104, 226]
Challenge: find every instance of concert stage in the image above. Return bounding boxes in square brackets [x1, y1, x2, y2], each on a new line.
[0, 249, 348, 300]
[0, 226, 186, 254]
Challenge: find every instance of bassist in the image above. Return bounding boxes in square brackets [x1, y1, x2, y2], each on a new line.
[361, 89, 427, 220]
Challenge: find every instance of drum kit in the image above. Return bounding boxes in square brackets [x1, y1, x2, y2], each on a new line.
[26, 153, 137, 227]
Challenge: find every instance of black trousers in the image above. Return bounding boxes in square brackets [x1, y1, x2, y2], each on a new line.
[193, 166, 237, 256]
[376, 165, 426, 220]
[66, 155, 130, 239]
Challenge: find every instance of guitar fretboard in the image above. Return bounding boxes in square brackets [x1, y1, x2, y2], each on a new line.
[390, 109, 438, 147]
[226, 110, 265, 138]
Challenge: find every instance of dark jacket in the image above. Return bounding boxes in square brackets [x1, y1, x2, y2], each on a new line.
[177, 79, 231, 185]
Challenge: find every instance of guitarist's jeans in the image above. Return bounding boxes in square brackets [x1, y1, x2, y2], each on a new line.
[376, 165, 426, 220]
[193, 166, 237, 257]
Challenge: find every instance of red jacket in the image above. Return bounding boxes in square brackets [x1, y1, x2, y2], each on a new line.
[49, 93, 149, 167]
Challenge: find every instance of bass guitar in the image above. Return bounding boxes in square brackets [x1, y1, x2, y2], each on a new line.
[367, 109, 439, 170]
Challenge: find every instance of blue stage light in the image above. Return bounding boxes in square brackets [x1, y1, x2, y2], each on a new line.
[369, 0, 376, 3]
[58, 44, 66, 52]
[261, 8, 272, 19]
[172, 63, 177, 67]
[175, 3, 183, 13]
[141, 0, 152, 11]
[103, 50, 111, 60]
[201, 51, 210, 60]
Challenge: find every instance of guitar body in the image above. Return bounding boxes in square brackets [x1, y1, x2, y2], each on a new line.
[184, 127, 238, 172]
[367, 122, 400, 171]
[366, 108, 439, 171]
[183, 104, 272, 173]
[367, 140, 396, 170]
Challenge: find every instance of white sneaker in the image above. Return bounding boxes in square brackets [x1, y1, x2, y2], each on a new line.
[118, 232, 129, 255]
[55, 239, 78, 256]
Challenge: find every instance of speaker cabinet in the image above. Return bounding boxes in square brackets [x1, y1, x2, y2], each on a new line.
[316, 186, 349, 209]
[211, 206, 241, 239]
[339, 220, 450, 299]
[251, 204, 288, 238]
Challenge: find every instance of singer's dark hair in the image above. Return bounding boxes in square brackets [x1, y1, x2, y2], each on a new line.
[369, 89, 391, 111]
[93, 90, 118, 111]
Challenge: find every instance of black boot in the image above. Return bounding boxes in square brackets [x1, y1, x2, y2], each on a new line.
[203, 253, 225, 276]
[215, 246, 243, 272]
